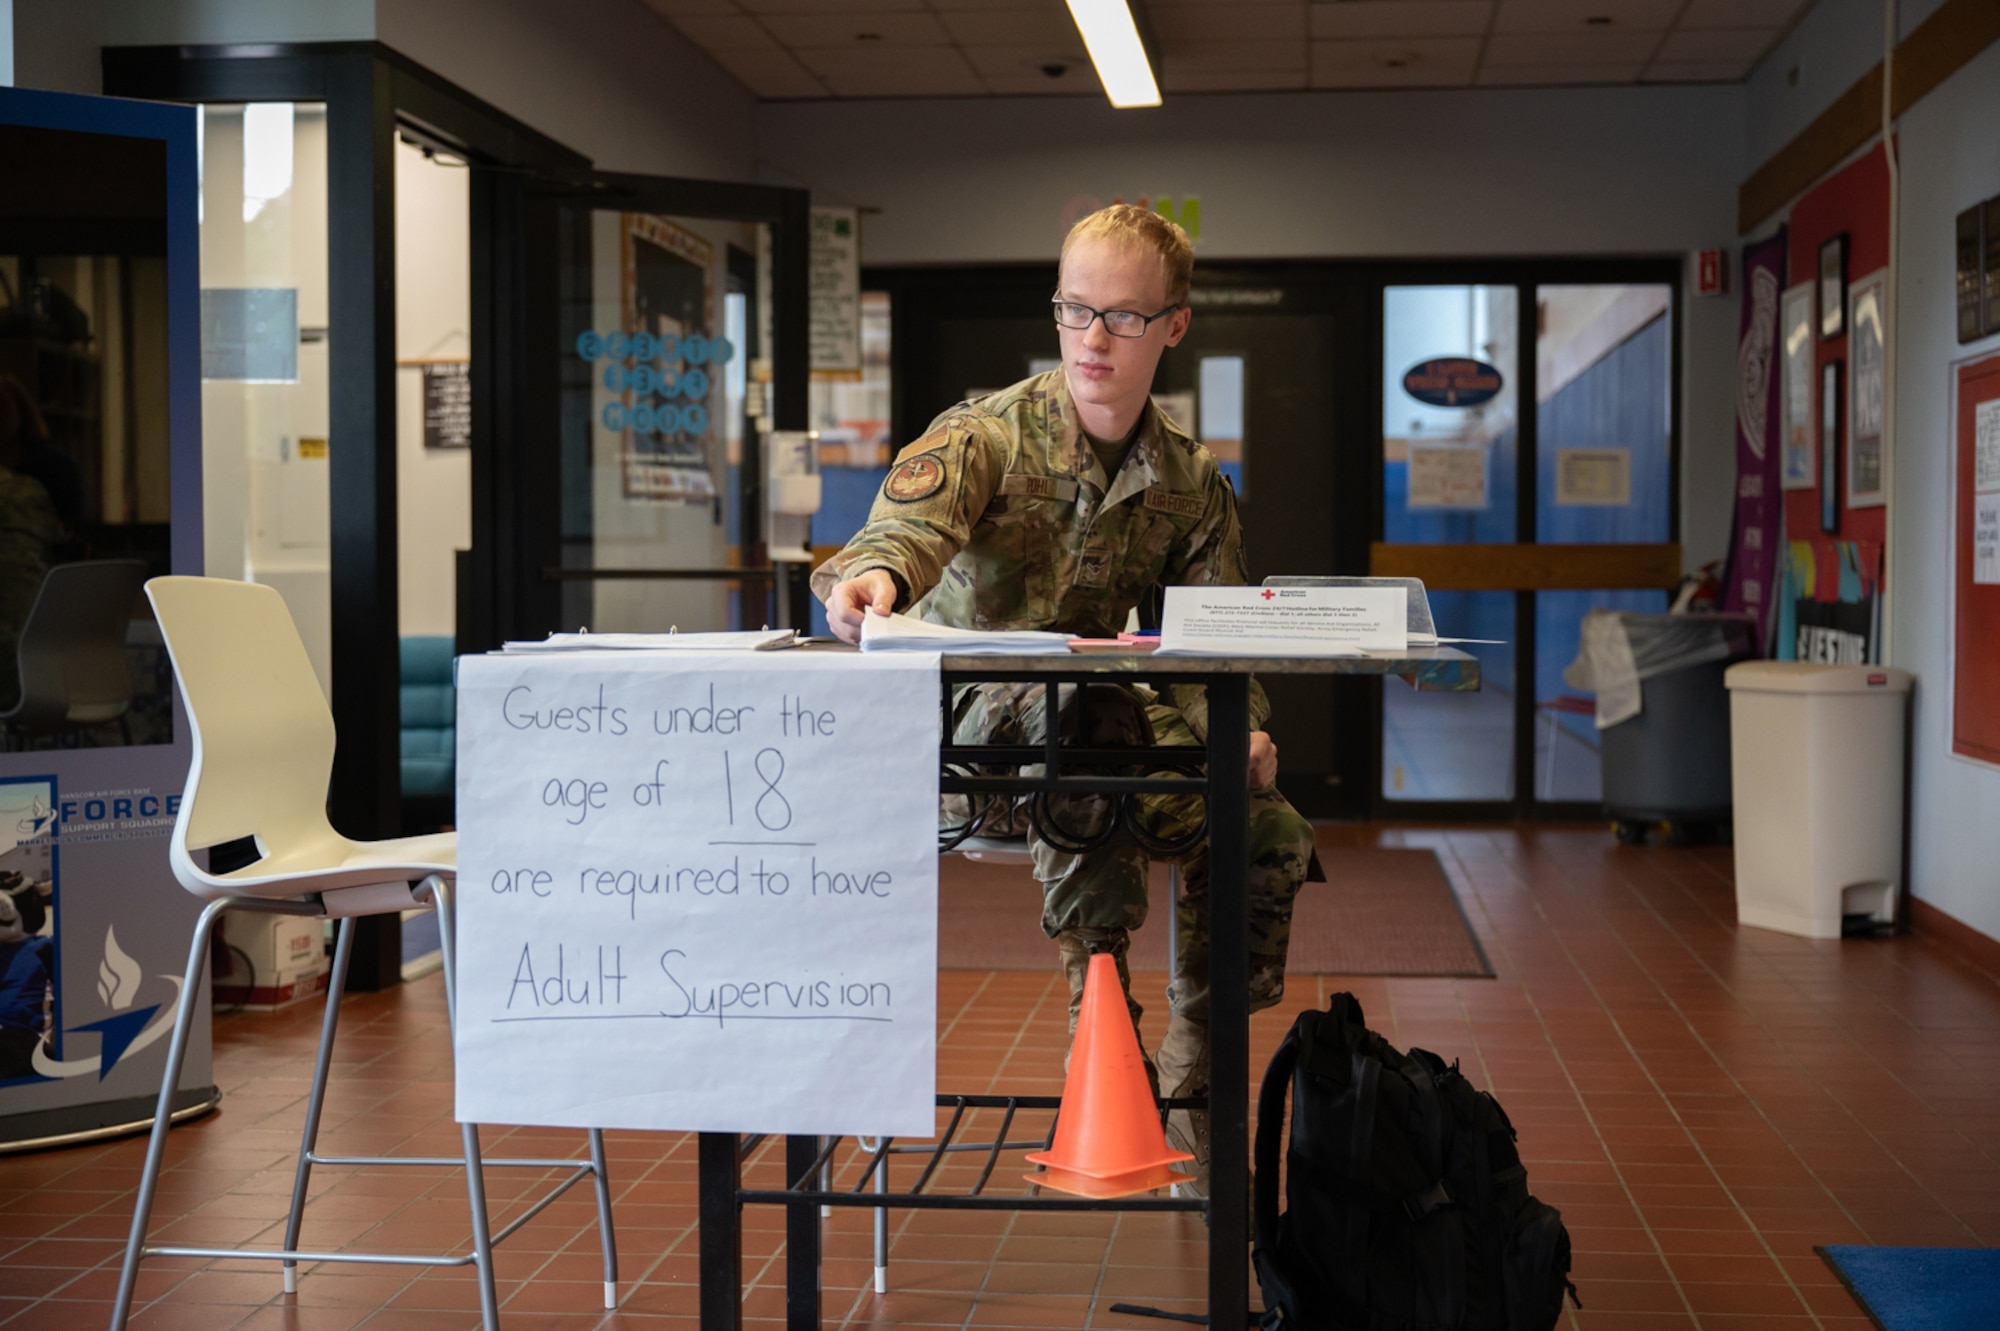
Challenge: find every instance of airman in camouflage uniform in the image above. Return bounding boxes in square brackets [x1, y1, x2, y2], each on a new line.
[813, 206, 1316, 1193]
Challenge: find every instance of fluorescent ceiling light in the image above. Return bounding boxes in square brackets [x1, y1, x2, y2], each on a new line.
[1065, 0, 1161, 109]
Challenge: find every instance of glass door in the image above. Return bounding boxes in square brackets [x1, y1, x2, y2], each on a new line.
[538, 181, 808, 640]
[1532, 283, 1674, 803]
[1380, 284, 1521, 804]
[1375, 268, 1679, 817]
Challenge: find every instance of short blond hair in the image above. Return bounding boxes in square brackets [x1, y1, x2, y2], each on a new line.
[1060, 204, 1193, 307]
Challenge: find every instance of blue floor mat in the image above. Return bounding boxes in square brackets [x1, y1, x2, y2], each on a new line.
[1819, 1246, 2000, 1330]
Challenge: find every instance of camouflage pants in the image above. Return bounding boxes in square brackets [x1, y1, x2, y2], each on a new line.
[947, 681, 1316, 1022]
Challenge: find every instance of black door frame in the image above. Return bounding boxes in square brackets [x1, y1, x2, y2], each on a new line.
[864, 255, 1683, 821]
[104, 44, 811, 983]
[499, 171, 813, 647]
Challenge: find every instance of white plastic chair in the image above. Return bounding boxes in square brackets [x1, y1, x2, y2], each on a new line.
[111, 576, 618, 1330]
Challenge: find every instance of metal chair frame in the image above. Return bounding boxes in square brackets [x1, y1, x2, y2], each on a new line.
[110, 576, 621, 1330]
[111, 876, 618, 1329]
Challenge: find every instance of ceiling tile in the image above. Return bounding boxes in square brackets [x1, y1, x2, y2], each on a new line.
[1678, 0, 1812, 26]
[758, 11, 950, 44]
[959, 42, 1095, 79]
[818, 68, 990, 97]
[663, 12, 779, 51]
[981, 69, 1107, 95]
[1310, 37, 1481, 88]
[791, 42, 981, 85]
[1654, 26, 1777, 63]
[1161, 41, 1307, 75]
[706, 47, 830, 96]
[1474, 61, 1643, 85]
[1493, 0, 1681, 33]
[1483, 29, 1662, 64]
[937, 8, 1081, 45]
[737, 0, 925, 11]
[640, 0, 743, 16]
[1150, 3, 1307, 43]
[1309, 2, 1493, 41]
[1642, 59, 1755, 82]
[1160, 68, 1312, 93]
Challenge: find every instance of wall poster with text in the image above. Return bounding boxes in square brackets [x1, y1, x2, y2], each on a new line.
[1847, 269, 1888, 508]
[620, 214, 719, 503]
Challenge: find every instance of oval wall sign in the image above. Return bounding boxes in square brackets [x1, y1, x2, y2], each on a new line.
[1402, 358, 1504, 408]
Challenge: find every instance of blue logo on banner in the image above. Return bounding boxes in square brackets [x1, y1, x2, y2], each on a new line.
[1402, 358, 1504, 408]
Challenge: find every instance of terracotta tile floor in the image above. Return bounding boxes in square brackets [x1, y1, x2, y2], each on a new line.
[5, 825, 1998, 1328]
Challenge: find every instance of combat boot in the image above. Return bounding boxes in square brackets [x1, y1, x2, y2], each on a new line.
[1154, 1012, 1210, 1197]
[1054, 926, 1157, 1096]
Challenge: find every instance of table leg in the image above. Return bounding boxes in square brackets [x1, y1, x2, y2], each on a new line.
[1205, 673, 1251, 1325]
[699, 1133, 744, 1331]
[787, 1134, 823, 1330]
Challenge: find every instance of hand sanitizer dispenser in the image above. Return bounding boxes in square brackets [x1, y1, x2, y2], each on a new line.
[767, 429, 820, 562]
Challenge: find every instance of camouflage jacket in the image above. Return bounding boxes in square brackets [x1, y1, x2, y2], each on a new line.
[812, 370, 1268, 733]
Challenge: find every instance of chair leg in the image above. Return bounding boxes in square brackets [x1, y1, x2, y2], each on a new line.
[588, 1129, 618, 1309]
[281, 916, 356, 1293]
[459, 1119, 502, 1329]
[873, 1147, 888, 1294]
[110, 897, 230, 1330]
[432, 877, 502, 1330]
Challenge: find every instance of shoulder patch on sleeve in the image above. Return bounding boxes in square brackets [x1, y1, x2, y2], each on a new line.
[884, 452, 948, 503]
[1144, 489, 1206, 519]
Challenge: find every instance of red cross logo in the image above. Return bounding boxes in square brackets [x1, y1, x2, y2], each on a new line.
[1260, 589, 1276, 600]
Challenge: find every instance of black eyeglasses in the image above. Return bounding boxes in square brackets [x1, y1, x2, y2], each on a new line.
[1051, 299, 1180, 338]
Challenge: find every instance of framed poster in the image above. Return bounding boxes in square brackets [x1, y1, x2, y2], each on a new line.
[620, 212, 718, 503]
[1952, 352, 2000, 766]
[1986, 198, 2000, 336]
[1780, 283, 1816, 488]
[1818, 233, 1847, 339]
[1958, 205, 1984, 344]
[1820, 361, 1841, 533]
[1848, 270, 1887, 507]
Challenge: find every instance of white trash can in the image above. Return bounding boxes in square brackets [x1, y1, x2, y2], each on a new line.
[1724, 662, 1912, 938]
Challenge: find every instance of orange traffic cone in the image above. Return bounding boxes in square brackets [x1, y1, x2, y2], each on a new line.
[1025, 953, 1194, 1198]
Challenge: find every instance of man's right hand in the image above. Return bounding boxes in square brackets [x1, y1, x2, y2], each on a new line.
[825, 568, 900, 644]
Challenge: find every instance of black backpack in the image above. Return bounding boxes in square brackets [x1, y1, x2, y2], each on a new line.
[1252, 993, 1579, 1330]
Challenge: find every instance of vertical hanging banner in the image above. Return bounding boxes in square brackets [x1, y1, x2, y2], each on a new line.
[453, 650, 940, 1136]
[810, 206, 861, 380]
[1723, 230, 1788, 647]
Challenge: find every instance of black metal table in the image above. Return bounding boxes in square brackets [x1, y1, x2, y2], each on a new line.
[697, 646, 1479, 1329]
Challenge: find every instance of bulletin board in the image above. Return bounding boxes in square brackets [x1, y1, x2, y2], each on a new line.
[1955, 352, 2000, 765]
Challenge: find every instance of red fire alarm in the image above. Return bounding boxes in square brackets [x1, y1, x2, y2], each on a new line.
[1696, 248, 1728, 297]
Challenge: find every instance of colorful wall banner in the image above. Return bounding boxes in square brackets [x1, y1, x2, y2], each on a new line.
[1776, 538, 1882, 664]
[1723, 229, 1788, 647]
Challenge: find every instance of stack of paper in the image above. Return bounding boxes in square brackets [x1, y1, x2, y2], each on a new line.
[503, 630, 798, 653]
[859, 611, 1071, 655]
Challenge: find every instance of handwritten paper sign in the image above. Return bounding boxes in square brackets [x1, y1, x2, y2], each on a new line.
[453, 650, 940, 1136]
[1158, 585, 1406, 655]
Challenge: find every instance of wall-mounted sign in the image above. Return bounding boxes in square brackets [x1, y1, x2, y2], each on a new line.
[1407, 444, 1488, 509]
[1696, 248, 1728, 297]
[421, 361, 471, 449]
[1555, 448, 1632, 506]
[1059, 194, 1201, 243]
[810, 206, 861, 380]
[1401, 358, 1503, 409]
[200, 287, 298, 382]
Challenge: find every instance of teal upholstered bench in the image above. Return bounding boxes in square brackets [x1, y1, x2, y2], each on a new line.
[399, 636, 455, 799]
